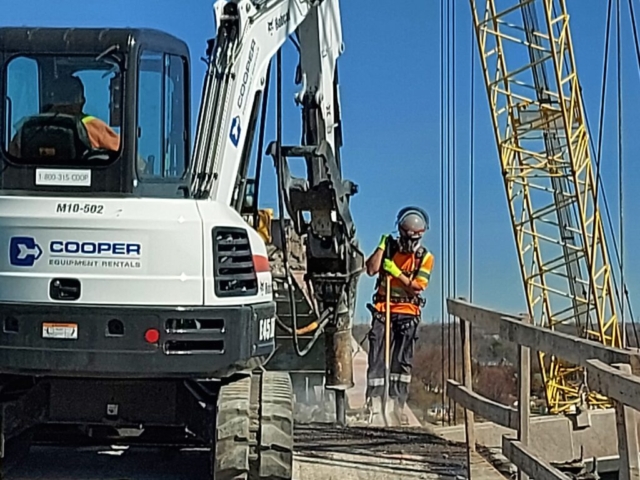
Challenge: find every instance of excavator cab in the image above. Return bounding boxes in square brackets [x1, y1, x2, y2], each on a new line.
[0, 27, 190, 197]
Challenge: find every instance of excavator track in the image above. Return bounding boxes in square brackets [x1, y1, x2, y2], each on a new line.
[255, 372, 294, 479]
[213, 371, 293, 480]
[213, 375, 252, 479]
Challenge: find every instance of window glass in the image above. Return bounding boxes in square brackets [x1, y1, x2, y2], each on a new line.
[137, 52, 187, 180]
[3, 54, 123, 166]
[6, 56, 39, 139]
[138, 52, 163, 177]
[164, 54, 186, 178]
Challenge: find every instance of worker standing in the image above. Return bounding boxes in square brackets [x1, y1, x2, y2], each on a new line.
[364, 207, 434, 425]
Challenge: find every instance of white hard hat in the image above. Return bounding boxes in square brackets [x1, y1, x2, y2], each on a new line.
[397, 207, 429, 239]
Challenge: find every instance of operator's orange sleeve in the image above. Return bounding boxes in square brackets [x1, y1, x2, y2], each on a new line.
[83, 117, 120, 151]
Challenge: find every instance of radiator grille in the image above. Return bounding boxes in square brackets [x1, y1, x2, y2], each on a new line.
[213, 228, 258, 297]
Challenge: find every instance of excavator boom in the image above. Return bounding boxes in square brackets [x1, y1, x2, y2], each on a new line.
[191, 0, 364, 419]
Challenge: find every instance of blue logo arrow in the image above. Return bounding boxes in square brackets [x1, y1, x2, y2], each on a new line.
[9, 236, 43, 267]
[229, 116, 241, 147]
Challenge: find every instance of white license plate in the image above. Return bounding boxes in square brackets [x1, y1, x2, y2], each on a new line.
[42, 322, 78, 340]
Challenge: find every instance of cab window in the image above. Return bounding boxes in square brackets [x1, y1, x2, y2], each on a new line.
[137, 51, 187, 181]
[3, 54, 123, 166]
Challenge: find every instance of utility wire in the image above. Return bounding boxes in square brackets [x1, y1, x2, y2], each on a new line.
[625, 0, 640, 346]
[451, 0, 458, 425]
[579, 0, 640, 349]
[628, 0, 640, 70]
[445, 0, 452, 426]
[587, 0, 613, 330]
[439, 0, 446, 427]
[469, 6, 475, 305]
[616, 0, 625, 347]
[584, 110, 639, 347]
[448, 0, 455, 426]
[466, 5, 476, 402]
[584, 0, 639, 349]
[464, 5, 477, 431]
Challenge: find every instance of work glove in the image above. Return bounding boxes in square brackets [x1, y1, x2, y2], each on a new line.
[377, 234, 390, 251]
[383, 258, 402, 278]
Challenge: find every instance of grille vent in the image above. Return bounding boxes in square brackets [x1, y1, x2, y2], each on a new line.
[213, 228, 258, 297]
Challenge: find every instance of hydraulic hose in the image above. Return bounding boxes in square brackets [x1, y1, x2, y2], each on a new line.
[274, 48, 347, 358]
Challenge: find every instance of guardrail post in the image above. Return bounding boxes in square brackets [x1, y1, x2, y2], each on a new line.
[613, 363, 639, 480]
[461, 318, 475, 446]
[460, 307, 476, 478]
[518, 314, 531, 480]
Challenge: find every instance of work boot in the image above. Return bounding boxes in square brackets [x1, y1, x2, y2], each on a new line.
[369, 396, 382, 414]
[366, 397, 387, 426]
[393, 399, 409, 426]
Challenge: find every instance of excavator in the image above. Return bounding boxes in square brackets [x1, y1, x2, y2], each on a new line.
[0, 0, 364, 478]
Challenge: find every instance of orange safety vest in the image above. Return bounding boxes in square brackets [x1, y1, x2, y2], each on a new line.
[81, 115, 121, 152]
[373, 247, 434, 316]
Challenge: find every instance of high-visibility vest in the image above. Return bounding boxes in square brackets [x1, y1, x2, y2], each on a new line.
[372, 247, 433, 315]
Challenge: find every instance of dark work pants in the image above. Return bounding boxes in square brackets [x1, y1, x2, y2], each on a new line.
[365, 311, 419, 406]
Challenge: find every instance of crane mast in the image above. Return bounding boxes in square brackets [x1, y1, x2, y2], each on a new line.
[469, 0, 621, 414]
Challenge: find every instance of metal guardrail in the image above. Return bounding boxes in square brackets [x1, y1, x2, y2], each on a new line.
[446, 297, 640, 480]
[586, 359, 640, 411]
[502, 437, 571, 480]
[446, 379, 519, 430]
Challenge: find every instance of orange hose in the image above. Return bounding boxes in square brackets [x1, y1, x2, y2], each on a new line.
[296, 321, 319, 335]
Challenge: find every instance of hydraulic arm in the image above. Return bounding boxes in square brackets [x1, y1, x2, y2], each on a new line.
[190, 0, 364, 406]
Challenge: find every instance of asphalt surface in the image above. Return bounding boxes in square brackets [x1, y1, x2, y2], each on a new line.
[296, 423, 467, 458]
[4, 424, 470, 480]
[295, 424, 469, 478]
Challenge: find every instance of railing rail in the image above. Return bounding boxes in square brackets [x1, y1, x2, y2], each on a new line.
[446, 297, 640, 480]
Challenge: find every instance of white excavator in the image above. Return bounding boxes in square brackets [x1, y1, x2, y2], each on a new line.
[0, 0, 364, 478]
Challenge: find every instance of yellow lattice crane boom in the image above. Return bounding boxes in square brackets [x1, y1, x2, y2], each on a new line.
[468, 0, 621, 414]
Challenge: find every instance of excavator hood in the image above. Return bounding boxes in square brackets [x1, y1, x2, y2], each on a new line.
[0, 196, 271, 307]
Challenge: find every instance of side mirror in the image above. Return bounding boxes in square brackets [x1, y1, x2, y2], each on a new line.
[109, 73, 122, 128]
[242, 179, 255, 213]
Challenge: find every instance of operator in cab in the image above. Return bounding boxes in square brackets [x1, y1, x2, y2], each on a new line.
[364, 207, 434, 425]
[8, 74, 120, 157]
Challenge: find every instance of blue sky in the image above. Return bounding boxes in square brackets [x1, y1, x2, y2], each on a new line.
[4, 1, 640, 327]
